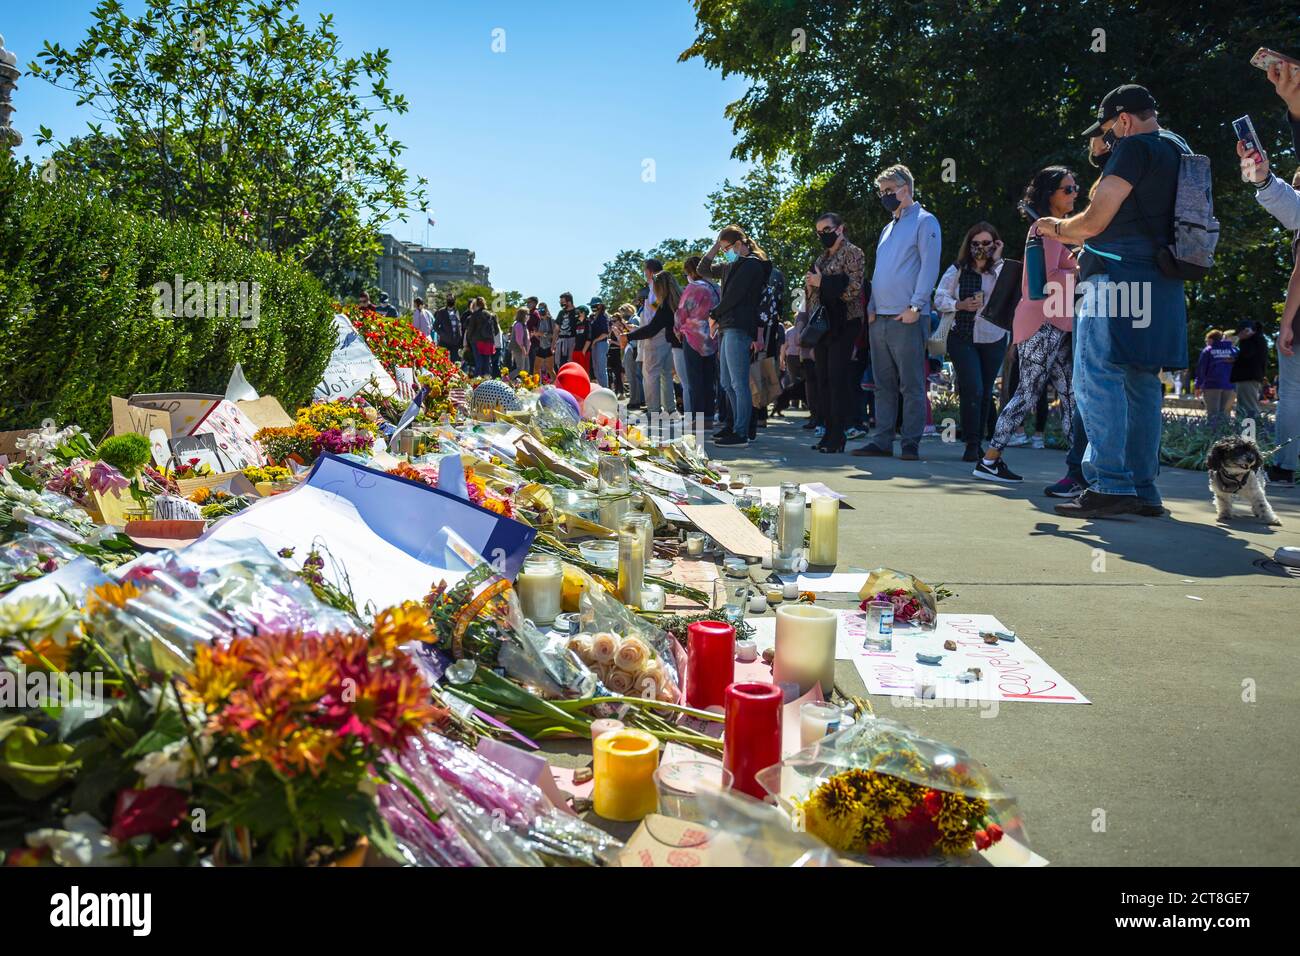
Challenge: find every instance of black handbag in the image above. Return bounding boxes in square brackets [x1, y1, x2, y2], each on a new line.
[982, 259, 1022, 332]
[799, 306, 829, 347]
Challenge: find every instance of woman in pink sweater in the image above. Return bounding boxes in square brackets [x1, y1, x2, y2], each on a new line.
[975, 167, 1079, 484]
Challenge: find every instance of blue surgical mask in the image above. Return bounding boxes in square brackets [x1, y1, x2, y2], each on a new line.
[723, 249, 739, 263]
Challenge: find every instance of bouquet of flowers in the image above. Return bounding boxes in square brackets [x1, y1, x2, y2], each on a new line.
[255, 398, 380, 465]
[756, 717, 1029, 864]
[857, 568, 953, 629]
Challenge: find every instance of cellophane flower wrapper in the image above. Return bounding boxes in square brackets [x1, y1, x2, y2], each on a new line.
[755, 716, 1032, 865]
[0, 531, 81, 586]
[573, 564, 684, 700]
[380, 731, 621, 867]
[684, 787, 845, 867]
[439, 531, 595, 699]
[90, 573, 237, 674]
[861, 568, 940, 630]
[136, 537, 361, 638]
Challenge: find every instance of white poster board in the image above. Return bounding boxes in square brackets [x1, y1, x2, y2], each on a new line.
[315, 313, 399, 399]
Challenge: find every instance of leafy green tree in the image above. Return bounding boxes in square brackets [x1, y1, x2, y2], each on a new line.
[706, 162, 808, 290]
[598, 239, 711, 310]
[682, 0, 1300, 364]
[29, 0, 427, 294]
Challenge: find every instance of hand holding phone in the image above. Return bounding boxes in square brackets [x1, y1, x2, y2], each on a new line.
[1233, 115, 1268, 183]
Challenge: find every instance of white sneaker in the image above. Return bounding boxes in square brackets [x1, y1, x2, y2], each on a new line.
[1031, 434, 1045, 450]
[1006, 432, 1029, 447]
[844, 426, 866, 440]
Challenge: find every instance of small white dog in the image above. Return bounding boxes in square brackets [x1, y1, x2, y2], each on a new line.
[1206, 437, 1280, 525]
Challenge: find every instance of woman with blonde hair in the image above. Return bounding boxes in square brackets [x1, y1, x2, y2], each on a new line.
[627, 271, 682, 417]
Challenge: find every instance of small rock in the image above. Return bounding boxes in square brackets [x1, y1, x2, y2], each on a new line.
[943, 640, 957, 651]
[981, 632, 1000, 645]
[761, 647, 776, 665]
[573, 766, 593, 785]
[968, 667, 981, 680]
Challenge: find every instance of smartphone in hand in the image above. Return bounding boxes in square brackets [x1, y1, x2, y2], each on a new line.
[1233, 114, 1265, 181]
[1251, 47, 1300, 72]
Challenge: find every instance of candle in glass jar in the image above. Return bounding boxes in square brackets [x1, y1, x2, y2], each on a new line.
[685, 532, 705, 557]
[799, 701, 842, 748]
[776, 485, 806, 571]
[781, 580, 800, 601]
[592, 728, 660, 822]
[639, 584, 666, 612]
[747, 592, 767, 614]
[773, 604, 838, 696]
[516, 554, 564, 624]
[685, 620, 735, 710]
[723, 682, 783, 799]
[627, 512, 654, 561]
[617, 516, 645, 606]
[808, 495, 839, 566]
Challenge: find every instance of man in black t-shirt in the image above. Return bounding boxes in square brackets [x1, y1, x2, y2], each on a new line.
[1035, 84, 1190, 519]
[555, 292, 579, 367]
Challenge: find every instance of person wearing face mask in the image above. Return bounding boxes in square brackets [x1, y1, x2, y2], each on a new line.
[975, 168, 1081, 483]
[855, 164, 943, 461]
[804, 212, 866, 453]
[933, 223, 1009, 469]
[1036, 84, 1190, 519]
[699, 225, 774, 447]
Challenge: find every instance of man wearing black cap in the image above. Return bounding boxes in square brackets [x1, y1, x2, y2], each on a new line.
[1035, 83, 1191, 519]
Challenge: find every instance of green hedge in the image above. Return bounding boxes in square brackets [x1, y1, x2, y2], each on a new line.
[0, 156, 336, 436]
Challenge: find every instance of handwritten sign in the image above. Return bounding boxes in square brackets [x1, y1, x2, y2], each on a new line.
[315, 313, 399, 399]
[110, 397, 172, 440]
[128, 392, 222, 436]
[190, 399, 264, 470]
[678, 503, 774, 559]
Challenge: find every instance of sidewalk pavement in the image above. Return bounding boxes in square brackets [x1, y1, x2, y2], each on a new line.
[704, 413, 1300, 865]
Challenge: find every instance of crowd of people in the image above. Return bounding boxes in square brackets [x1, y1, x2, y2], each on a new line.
[372, 66, 1300, 520]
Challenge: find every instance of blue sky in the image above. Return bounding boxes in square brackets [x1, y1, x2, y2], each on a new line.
[4, 0, 752, 300]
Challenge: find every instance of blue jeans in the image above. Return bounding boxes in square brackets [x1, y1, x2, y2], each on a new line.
[682, 340, 718, 422]
[1073, 275, 1163, 504]
[1277, 343, 1300, 472]
[719, 328, 752, 438]
[945, 330, 1007, 447]
[473, 348, 492, 376]
[591, 339, 610, 389]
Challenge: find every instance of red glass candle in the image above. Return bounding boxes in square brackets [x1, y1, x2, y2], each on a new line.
[723, 681, 783, 799]
[685, 620, 735, 710]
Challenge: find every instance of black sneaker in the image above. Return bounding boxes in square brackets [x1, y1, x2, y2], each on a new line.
[1044, 476, 1086, 498]
[851, 444, 892, 458]
[711, 429, 737, 443]
[1266, 465, 1296, 488]
[715, 433, 749, 447]
[747, 424, 757, 441]
[802, 420, 819, 431]
[973, 458, 1022, 483]
[961, 443, 983, 463]
[1054, 489, 1142, 518]
[1137, 503, 1167, 517]
[900, 444, 921, 461]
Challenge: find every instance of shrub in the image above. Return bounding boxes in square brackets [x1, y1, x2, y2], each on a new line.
[0, 157, 337, 436]
[96, 432, 152, 477]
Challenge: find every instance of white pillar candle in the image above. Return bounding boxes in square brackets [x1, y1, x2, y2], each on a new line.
[640, 584, 666, 612]
[517, 554, 563, 624]
[808, 496, 839, 567]
[685, 532, 705, 557]
[799, 701, 842, 748]
[773, 604, 838, 696]
[747, 592, 768, 614]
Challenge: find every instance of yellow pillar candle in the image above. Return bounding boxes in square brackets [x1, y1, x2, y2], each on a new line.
[808, 495, 839, 566]
[592, 728, 660, 822]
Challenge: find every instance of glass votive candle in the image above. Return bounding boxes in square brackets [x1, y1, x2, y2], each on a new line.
[640, 584, 666, 612]
[781, 579, 800, 601]
[747, 592, 767, 614]
[863, 600, 895, 651]
[685, 531, 706, 557]
[648, 761, 734, 846]
[799, 701, 842, 748]
[516, 554, 563, 624]
[733, 472, 752, 489]
[593, 728, 660, 822]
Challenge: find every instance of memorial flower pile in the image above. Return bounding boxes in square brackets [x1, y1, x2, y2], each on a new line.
[255, 398, 379, 465]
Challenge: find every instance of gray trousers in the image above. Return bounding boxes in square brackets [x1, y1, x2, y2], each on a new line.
[867, 315, 928, 449]
[1235, 380, 1262, 423]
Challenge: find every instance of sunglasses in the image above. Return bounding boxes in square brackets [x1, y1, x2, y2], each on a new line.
[1058, 184, 1079, 194]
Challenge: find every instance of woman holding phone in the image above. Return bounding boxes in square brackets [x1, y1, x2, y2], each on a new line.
[975, 167, 1081, 484]
[933, 222, 1008, 465]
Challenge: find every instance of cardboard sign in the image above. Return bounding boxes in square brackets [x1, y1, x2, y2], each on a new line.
[0, 429, 36, 463]
[235, 396, 293, 431]
[110, 396, 173, 439]
[191, 399, 265, 470]
[316, 313, 399, 399]
[128, 392, 222, 436]
[678, 504, 775, 559]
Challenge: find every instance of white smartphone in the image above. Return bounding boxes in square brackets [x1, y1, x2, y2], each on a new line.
[1251, 47, 1300, 72]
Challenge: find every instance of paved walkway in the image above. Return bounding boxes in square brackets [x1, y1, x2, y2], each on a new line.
[708, 413, 1300, 865]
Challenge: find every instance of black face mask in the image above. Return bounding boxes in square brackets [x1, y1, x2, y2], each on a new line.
[880, 192, 901, 214]
[818, 230, 839, 248]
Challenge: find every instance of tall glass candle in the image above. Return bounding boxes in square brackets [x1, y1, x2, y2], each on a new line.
[799, 701, 842, 748]
[627, 512, 654, 561]
[685, 620, 735, 710]
[808, 495, 839, 566]
[516, 554, 563, 624]
[592, 728, 660, 822]
[773, 604, 838, 696]
[617, 514, 646, 606]
[597, 454, 632, 529]
[776, 485, 806, 572]
[723, 682, 783, 799]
